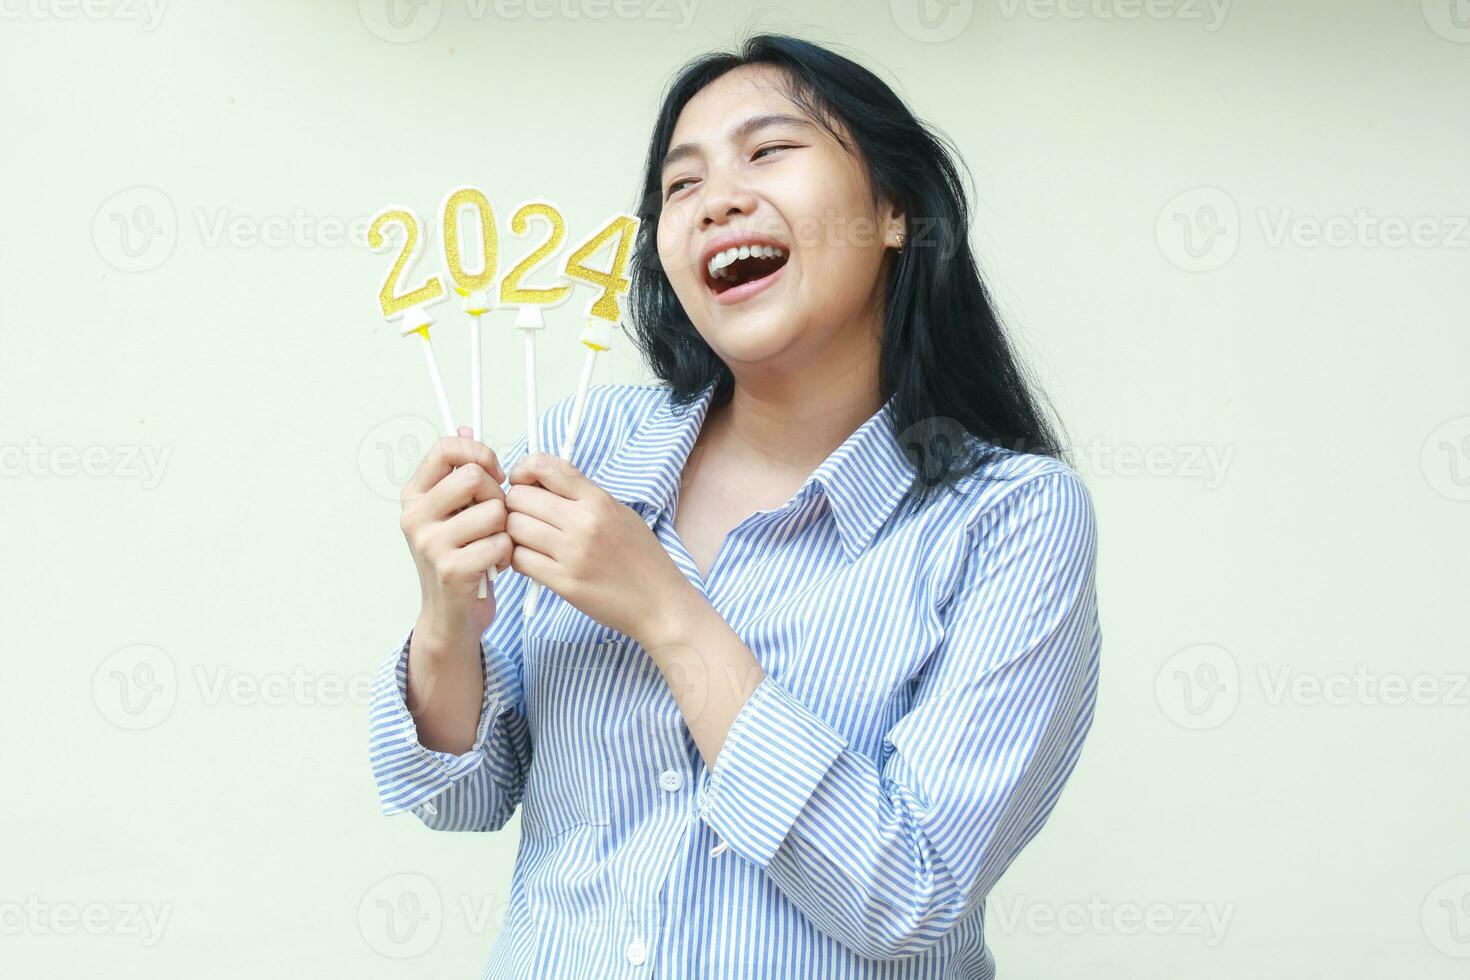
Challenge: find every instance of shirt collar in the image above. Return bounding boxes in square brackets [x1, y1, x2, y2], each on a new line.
[596, 381, 916, 563]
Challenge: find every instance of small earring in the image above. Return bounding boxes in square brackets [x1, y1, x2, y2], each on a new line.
[894, 232, 905, 253]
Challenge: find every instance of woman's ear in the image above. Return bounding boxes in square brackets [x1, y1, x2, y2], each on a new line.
[879, 198, 907, 251]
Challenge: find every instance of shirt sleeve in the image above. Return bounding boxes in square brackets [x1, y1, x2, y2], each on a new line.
[366, 565, 533, 832]
[365, 419, 543, 832]
[695, 468, 1102, 960]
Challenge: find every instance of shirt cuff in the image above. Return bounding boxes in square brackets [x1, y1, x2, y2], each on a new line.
[367, 627, 519, 816]
[696, 671, 848, 868]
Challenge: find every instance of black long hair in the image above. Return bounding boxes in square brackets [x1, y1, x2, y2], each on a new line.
[626, 33, 1069, 514]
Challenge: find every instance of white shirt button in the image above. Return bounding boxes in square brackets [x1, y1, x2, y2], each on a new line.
[626, 937, 647, 965]
[659, 769, 683, 792]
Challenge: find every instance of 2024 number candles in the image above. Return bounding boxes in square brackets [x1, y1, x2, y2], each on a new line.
[368, 187, 639, 608]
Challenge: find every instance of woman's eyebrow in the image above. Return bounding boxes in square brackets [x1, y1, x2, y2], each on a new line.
[660, 113, 814, 174]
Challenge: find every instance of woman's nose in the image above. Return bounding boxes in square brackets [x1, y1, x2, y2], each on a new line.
[699, 169, 757, 227]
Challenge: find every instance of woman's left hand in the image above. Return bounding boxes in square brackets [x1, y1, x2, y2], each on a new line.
[503, 452, 698, 646]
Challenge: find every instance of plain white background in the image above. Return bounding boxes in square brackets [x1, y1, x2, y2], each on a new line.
[2, 1, 1466, 976]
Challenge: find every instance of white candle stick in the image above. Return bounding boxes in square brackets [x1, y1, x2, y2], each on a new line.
[406, 309, 496, 592]
[440, 187, 501, 598]
[515, 305, 549, 617]
[370, 203, 497, 603]
[415, 318, 456, 436]
[522, 212, 640, 621]
[466, 296, 495, 599]
[520, 308, 542, 455]
[498, 201, 575, 622]
[523, 314, 620, 620]
[523, 213, 637, 620]
[561, 345, 599, 462]
[471, 317, 483, 442]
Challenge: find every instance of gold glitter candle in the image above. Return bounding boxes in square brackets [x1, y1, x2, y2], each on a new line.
[439, 186, 498, 297]
[499, 201, 573, 307]
[564, 212, 639, 322]
[368, 207, 446, 319]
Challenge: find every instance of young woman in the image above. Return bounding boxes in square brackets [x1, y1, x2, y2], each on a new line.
[370, 34, 1101, 980]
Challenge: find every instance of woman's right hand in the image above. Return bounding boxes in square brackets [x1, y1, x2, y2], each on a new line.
[399, 426, 513, 661]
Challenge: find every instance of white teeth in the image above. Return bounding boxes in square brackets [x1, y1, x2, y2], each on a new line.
[706, 247, 740, 277]
[705, 244, 787, 281]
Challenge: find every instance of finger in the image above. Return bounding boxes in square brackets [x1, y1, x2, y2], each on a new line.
[507, 452, 598, 501]
[453, 532, 515, 577]
[503, 481, 577, 531]
[403, 434, 505, 498]
[510, 543, 559, 589]
[422, 462, 504, 520]
[505, 510, 561, 558]
[442, 496, 506, 549]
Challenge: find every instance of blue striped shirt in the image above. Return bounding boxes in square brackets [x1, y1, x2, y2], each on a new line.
[368, 379, 1101, 979]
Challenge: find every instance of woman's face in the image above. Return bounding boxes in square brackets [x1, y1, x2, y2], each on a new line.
[656, 65, 904, 380]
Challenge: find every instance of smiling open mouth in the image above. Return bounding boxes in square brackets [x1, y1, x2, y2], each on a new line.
[704, 244, 789, 295]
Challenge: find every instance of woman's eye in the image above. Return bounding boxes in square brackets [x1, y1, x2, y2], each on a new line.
[665, 146, 797, 197]
[754, 144, 796, 160]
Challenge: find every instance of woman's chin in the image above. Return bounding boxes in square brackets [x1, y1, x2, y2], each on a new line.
[705, 320, 791, 361]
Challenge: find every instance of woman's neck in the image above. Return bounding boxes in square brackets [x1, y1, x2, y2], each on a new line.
[711, 352, 883, 477]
